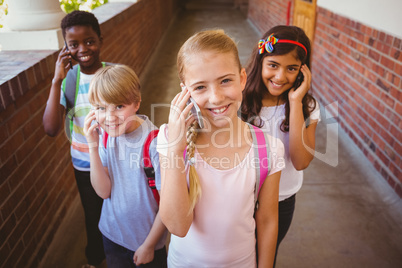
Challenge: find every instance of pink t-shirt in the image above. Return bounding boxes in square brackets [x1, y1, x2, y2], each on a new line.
[157, 124, 284, 267]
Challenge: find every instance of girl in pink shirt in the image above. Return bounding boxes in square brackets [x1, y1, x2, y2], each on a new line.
[157, 29, 285, 267]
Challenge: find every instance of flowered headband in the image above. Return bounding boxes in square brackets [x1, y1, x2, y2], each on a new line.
[258, 34, 307, 55]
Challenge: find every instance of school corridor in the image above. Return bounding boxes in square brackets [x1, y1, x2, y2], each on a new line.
[35, 2, 402, 268]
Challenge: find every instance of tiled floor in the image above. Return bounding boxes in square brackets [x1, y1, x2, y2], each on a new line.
[39, 4, 402, 268]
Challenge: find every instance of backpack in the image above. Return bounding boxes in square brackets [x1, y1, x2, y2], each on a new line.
[102, 130, 160, 205]
[63, 62, 112, 141]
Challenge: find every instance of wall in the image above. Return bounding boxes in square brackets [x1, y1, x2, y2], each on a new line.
[247, 0, 401, 198]
[312, 6, 401, 197]
[247, 0, 291, 34]
[318, 0, 402, 38]
[0, 0, 181, 267]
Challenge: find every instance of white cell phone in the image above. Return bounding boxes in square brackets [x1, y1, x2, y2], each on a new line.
[187, 97, 204, 129]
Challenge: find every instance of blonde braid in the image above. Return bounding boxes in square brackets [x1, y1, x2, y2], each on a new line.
[186, 121, 201, 212]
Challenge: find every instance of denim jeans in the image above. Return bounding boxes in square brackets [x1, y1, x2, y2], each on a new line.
[273, 194, 296, 267]
[74, 169, 105, 266]
[103, 235, 168, 268]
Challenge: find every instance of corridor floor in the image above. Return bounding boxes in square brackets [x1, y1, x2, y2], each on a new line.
[39, 4, 402, 268]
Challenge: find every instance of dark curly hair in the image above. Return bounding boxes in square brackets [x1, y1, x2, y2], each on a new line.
[61, 10, 101, 38]
[241, 25, 316, 132]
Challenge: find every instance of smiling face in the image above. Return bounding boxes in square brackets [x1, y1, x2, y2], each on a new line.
[93, 100, 140, 137]
[183, 50, 247, 129]
[261, 50, 302, 103]
[65, 25, 103, 74]
[88, 65, 142, 136]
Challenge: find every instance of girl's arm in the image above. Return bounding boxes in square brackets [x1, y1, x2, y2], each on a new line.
[159, 153, 192, 237]
[134, 212, 167, 265]
[84, 110, 112, 199]
[159, 89, 195, 237]
[255, 171, 281, 268]
[43, 47, 72, 136]
[288, 65, 319, 170]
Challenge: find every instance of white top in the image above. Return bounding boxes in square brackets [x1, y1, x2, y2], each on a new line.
[259, 101, 320, 201]
[157, 124, 285, 268]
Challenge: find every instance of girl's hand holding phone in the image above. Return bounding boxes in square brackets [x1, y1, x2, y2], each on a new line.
[83, 110, 100, 149]
[289, 64, 312, 103]
[167, 87, 195, 153]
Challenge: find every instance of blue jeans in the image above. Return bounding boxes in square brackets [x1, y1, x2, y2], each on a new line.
[103, 235, 167, 268]
[273, 194, 296, 267]
[74, 169, 105, 266]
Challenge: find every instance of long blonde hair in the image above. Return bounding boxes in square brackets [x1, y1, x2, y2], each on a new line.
[177, 29, 242, 211]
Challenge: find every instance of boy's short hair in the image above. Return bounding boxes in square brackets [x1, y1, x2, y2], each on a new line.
[88, 65, 141, 105]
[61, 10, 101, 38]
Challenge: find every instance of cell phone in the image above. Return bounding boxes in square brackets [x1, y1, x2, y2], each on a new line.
[64, 40, 73, 70]
[187, 97, 204, 129]
[293, 71, 304, 90]
[91, 120, 100, 134]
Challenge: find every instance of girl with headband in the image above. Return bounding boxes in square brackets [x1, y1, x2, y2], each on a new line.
[241, 25, 321, 266]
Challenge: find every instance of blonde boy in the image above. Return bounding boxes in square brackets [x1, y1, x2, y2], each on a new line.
[84, 65, 167, 267]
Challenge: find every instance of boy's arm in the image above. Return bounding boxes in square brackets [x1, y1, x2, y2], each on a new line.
[43, 46, 72, 136]
[84, 110, 111, 199]
[255, 171, 281, 268]
[133, 212, 166, 265]
[134, 138, 167, 265]
[89, 147, 111, 199]
[43, 78, 65, 136]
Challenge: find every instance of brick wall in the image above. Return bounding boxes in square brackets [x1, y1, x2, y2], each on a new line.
[312, 7, 401, 197]
[247, 2, 402, 197]
[247, 0, 292, 34]
[0, 0, 181, 267]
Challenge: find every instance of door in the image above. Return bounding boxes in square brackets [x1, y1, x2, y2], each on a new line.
[293, 0, 317, 43]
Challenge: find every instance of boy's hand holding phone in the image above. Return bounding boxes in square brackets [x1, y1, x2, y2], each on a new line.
[83, 110, 101, 149]
[64, 41, 74, 70]
[53, 44, 73, 84]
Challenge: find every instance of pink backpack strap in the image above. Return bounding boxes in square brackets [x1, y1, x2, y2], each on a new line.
[249, 124, 270, 203]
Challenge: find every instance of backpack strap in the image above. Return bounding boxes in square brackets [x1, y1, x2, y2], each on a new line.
[62, 64, 80, 111]
[102, 131, 109, 148]
[143, 129, 160, 205]
[101, 129, 160, 205]
[63, 64, 80, 142]
[249, 124, 270, 204]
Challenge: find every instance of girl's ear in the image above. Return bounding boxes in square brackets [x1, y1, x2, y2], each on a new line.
[240, 68, 247, 92]
[180, 82, 186, 91]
